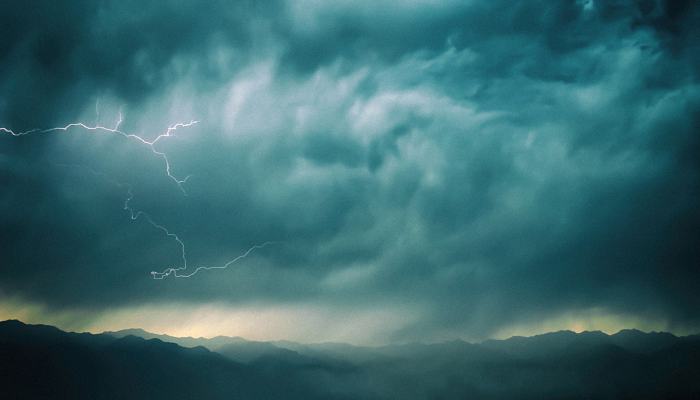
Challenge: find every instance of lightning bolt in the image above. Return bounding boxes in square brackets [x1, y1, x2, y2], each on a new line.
[5, 108, 277, 280]
[124, 186, 278, 280]
[0, 110, 198, 193]
[150, 241, 278, 279]
[120, 185, 187, 278]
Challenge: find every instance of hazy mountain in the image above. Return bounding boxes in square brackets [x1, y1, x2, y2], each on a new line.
[106, 328, 361, 365]
[0, 320, 331, 400]
[104, 328, 252, 351]
[4, 320, 700, 399]
[106, 325, 700, 399]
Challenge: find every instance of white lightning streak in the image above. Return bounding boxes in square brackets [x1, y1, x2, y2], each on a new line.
[123, 188, 189, 276]
[52, 163, 189, 277]
[0, 113, 198, 193]
[26, 112, 278, 281]
[56, 163, 276, 280]
[151, 241, 278, 279]
[124, 185, 277, 280]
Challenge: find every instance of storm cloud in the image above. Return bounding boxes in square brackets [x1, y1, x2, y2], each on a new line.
[1, 0, 699, 342]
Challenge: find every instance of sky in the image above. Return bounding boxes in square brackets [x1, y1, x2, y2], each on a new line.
[1, 0, 699, 345]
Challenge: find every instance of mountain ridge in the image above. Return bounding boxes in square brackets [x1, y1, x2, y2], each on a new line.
[3, 319, 699, 399]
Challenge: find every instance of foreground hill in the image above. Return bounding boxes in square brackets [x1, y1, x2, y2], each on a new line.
[3, 320, 700, 399]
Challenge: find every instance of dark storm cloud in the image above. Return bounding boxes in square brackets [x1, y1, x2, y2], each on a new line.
[0, 0, 274, 128]
[1, 0, 699, 339]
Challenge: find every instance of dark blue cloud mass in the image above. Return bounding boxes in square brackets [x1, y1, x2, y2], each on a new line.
[0, 0, 698, 341]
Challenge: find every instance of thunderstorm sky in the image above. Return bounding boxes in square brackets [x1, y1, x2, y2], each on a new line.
[1, 0, 699, 344]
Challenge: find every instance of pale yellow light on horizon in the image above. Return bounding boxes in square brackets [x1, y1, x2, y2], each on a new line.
[1, 297, 695, 345]
[491, 307, 685, 339]
[0, 297, 419, 345]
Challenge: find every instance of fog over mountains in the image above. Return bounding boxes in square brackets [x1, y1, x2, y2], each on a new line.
[2, 319, 699, 399]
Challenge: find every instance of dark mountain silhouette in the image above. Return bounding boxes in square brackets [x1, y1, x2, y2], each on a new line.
[3, 320, 700, 399]
[105, 328, 294, 363]
[104, 328, 252, 351]
[0, 320, 331, 400]
[480, 329, 694, 358]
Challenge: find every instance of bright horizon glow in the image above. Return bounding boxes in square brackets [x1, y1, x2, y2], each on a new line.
[0, 298, 694, 346]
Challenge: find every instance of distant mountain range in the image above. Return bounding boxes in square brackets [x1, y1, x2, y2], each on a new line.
[2, 319, 699, 399]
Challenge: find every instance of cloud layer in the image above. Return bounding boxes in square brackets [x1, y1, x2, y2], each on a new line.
[1, 0, 699, 341]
